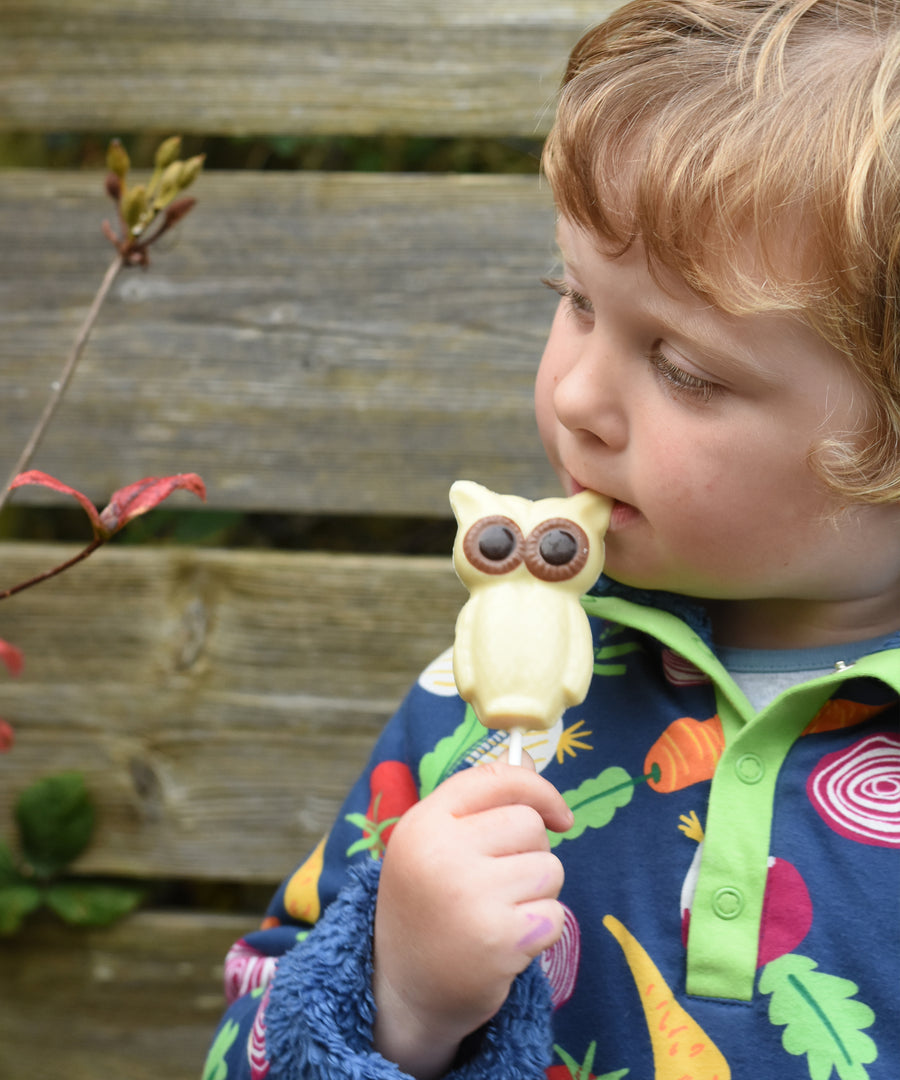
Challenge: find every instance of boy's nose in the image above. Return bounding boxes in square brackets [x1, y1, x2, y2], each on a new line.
[551, 341, 628, 452]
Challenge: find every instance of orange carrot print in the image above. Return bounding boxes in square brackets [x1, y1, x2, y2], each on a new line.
[603, 915, 730, 1080]
[801, 698, 893, 736]
[644, 716, 725, 794]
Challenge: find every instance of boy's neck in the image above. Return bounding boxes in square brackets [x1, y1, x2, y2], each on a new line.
[704, 595, 900, 651]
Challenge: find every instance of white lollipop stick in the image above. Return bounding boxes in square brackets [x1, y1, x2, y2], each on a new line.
[508, 727, 525, 767]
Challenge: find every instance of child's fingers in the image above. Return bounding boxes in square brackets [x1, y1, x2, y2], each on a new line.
[434, 757, 574, 834]
[490, 849, 566, 905]
[463, 802, 554, 856]
[512, 897, 567, 959]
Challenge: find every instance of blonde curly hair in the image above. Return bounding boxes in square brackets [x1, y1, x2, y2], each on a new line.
[543, 0, 900, 502]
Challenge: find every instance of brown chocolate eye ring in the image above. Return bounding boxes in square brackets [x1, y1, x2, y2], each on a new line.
[463, 515, 525, 575]
[524, 517, 590, 581]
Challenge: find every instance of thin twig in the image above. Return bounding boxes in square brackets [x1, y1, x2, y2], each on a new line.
[0, 539, 104, 601]
[0, 252, 126, 513]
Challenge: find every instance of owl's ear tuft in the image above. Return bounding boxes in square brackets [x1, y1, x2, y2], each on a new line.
[569, 490, 614, 536]
[449, 480, 492, 525]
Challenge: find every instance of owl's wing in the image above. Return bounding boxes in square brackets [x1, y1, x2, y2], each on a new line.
[451, 600, 476, 697]
[561, 603, 595, 704]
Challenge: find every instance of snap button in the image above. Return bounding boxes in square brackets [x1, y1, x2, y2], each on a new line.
[735, 752, 765, 784]
[712, 887, 744, 920]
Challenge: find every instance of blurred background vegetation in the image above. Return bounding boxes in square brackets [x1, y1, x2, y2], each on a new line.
[0, 131, 543, 560]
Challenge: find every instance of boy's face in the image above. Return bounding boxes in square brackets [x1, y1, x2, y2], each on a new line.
[535, 216, 900, 647]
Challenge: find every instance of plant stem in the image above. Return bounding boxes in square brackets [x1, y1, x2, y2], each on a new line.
[0, 539, 105, 601]
[0, 252, 126, 513]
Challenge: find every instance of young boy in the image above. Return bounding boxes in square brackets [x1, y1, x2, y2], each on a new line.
[205, 2, 900, 1077]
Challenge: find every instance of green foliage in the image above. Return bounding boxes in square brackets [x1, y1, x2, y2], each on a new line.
[759, 953, 878, 1080]
[418, 705, 485, 797]
[548, 766, 637, 848]
[15, 771, 95, 878]
[202, 1019, 241, 1080]
[552, 1041, 629, 1080]
[0, 772, 144, 935]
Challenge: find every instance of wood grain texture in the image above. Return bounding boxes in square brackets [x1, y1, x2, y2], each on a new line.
[1, 0, 619, 136]
[0, 169, 559, 514]
[0, 909, 246, 1080]
[0, 542, 466, 881]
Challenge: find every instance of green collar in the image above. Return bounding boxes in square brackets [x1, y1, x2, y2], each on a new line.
[583, 591, 900, 1000]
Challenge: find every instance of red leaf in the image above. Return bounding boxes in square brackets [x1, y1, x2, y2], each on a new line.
[10, 471, 103, 536]
[0, 639, 24, 678]
[98, 473, 207, 535]
[0, 718, 13, 752]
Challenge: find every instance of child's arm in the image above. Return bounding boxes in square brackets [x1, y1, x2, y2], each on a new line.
[372, 757, 573, 1079]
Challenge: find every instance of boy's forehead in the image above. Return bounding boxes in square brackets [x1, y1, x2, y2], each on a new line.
[552, 193, 821, 324]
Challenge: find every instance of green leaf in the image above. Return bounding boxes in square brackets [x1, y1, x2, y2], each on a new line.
[44, 881, 144, 927]
[202, 1018, 240, 1080]
[0, 882, 44, 935]
[759, 953, 877, 1080]
[418, 705, 485, 798]
[0, 839, 19, 884]
[548, 766, 637, 848]
[15, 772, 95, 878]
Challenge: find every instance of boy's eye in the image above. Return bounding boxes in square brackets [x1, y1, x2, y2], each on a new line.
[648, 348, 717, 402]
[541, 276, 593, 320]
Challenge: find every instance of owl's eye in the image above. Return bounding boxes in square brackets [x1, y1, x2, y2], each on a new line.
[463, 515, 524, 574]
[539, 528, 578, 566]
[478, 523, 517, 561]
[524, 518, 590, 581]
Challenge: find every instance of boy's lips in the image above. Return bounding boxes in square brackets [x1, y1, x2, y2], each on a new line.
[568, 477, 639, 529]
[609, 499, 641, 530]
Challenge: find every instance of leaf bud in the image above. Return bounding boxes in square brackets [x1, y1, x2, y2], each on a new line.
[106, 138, 130, 179]
[163, 196, 197, 229]
[122, 184, 149, 231]
[104, 172, 122, 202]
[155, 160, 185, 207]
[178, 154, 206, 191]
[154, 135, 182, 170]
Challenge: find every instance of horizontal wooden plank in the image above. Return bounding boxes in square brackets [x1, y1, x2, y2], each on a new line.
[0, 169, 559, 515]
[0, 909, 246, 1080]
[2, 0, 619, 137]
[0, 541, 466, 881]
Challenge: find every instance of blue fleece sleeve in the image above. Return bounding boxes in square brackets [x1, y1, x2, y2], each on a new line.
[203, 666, 554, 1079]
[264, 858, 554, 1080]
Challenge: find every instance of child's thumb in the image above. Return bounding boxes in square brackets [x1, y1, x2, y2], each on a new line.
[498, 746, 537, 771]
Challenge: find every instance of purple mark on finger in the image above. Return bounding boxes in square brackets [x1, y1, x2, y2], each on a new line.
[517, 912, 553, 951]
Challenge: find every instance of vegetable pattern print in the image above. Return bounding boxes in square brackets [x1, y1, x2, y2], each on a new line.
[206, 584, 900, 1080]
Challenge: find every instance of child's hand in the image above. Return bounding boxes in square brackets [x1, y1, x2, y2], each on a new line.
[372, 756, 574, 1079]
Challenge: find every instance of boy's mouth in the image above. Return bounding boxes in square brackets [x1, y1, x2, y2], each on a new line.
[609, 499, 641, 530]
[568, 478, 639, 529]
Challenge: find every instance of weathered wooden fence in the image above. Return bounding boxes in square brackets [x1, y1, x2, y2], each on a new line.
[0, 2, 618, 1076]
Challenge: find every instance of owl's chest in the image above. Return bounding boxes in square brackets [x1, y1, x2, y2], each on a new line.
[465, 583, 574, 650]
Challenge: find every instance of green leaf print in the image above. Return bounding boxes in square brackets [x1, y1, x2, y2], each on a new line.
[759, 953, 877, 1080]
[553, 1040, 629, 1079]
[202, 1019, 240, 1080]
[593, 642, 644, 676]
[418, 705, 485, 797]
[548, 766, 638, 848]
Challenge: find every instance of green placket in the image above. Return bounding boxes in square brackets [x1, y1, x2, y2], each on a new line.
[582, 593, 900, 1001]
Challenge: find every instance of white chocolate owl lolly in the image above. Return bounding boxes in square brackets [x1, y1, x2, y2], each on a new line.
[450, 481, 612, 764]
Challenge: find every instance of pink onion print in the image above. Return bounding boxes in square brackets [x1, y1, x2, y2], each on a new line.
[539, 903, 580, 1009]
[661, 648, 710, 687]
[224, 939, 278, 1004]
[248, 983, 271, 1079]
[807, 732, 900, 848]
